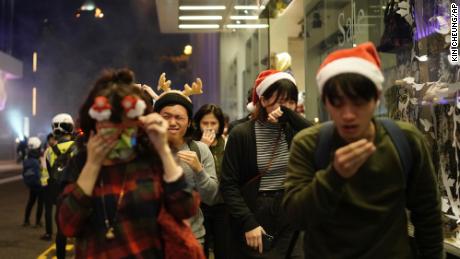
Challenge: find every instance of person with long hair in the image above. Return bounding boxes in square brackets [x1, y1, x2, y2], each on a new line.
[193, 104, 230, 258]
[221, 70, 312, 258]
[57, 69, 202, 258]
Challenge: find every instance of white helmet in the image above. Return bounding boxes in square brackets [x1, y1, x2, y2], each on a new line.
[52, 113, 74, 135]
[27, 137, 42, 150]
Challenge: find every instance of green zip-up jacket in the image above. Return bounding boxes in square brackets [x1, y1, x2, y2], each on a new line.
[283, 119, 443, 259]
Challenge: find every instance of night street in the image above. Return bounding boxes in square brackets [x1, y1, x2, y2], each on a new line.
[0, 161, 73, 259]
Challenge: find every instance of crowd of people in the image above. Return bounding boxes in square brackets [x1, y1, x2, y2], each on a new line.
[18, 42, 443, 259]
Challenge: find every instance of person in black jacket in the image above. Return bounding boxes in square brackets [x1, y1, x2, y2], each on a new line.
[220, 70, 312, 258]
[22, 137, 44, 227]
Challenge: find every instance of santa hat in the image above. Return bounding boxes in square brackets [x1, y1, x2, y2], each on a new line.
[247, 69, 296, 112]
[316, 42, 384, 95]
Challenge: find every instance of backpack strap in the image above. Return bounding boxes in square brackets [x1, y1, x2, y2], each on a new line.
[51, 144, 62, 157]
[314, 121, 335, 170]
[50, 142, 75, 176]
[377, 118, 413, 188]
[187, 140, 201, 162]
[314, 118, 413, 188]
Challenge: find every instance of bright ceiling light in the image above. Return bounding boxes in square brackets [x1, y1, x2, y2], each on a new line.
[179, 15, 223, 20]
[226, 24, 269, 29]
[179, 24, 220, 29]
[230, 15, 258, 20]
[234, 5, 265, 10]
[179, 5, 226, 10]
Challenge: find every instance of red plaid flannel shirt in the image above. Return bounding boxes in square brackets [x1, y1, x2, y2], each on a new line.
[57, 159, 199, 258]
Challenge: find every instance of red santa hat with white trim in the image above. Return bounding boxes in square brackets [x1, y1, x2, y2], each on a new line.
[247, 69, 296, 112]
[316, 42, 384, 95]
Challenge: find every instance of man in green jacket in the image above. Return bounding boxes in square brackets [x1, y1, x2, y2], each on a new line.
[283, 42, 443, 258]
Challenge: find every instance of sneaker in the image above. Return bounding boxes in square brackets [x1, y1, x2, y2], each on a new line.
[22, 222, 30, 227]
[40, 233, 52, 241]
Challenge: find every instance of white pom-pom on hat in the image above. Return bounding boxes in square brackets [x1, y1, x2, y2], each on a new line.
[89, 96, 112, 122]
[316, 42, 384, 95]
[248, 69, 296, 111]
[122, 95, 146, 119]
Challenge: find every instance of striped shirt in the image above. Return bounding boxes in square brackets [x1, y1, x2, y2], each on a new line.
[255, 121, 289, 191]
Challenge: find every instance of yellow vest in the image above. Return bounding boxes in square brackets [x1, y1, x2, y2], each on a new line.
[46, 140, 76, 181]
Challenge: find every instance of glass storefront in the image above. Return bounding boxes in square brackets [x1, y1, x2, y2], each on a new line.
[221, 2, 460, 252]
[221, 0, 460, 255]
[302, 0, 460, 253]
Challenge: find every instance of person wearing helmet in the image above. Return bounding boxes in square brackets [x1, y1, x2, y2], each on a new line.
[51, 113, 75, 137]
[22, 136, 44, 227]
[40, 113, 77, 259]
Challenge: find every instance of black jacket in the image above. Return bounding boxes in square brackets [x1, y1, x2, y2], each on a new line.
[220, 107, 312, 232]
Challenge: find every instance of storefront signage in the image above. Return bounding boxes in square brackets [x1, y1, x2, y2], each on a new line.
[337, 8, 366, 47]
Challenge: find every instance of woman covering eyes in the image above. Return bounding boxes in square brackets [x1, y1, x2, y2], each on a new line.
[57, 68, 203, 259]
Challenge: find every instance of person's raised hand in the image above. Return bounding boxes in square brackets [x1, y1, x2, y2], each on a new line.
[333, 139, 376, 178]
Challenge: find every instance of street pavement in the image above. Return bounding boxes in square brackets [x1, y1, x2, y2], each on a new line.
[0, 160, 72, 259]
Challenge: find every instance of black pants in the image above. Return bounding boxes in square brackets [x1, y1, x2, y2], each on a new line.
[229, 191, 303, 259]
[202, 203, 231, 259]
[24, 188, 43, 224]
[55, 225, 67, 259]
[43, 185, 54, 235]
[44, 183, 67, 259]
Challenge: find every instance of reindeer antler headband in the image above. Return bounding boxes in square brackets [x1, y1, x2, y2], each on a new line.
[156, 72, 203, 101]
[152, 72, 204, 117]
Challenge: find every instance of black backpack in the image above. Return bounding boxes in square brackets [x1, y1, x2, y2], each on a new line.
[49, 142, 76, 186]
[22, 158, 41, 189]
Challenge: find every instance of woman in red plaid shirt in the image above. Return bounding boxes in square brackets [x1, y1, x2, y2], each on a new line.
[57, 69, 202, 258]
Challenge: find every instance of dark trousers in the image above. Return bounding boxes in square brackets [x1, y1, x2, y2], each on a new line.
[55, 222, 67, 259]
[202, 203, 231, 259]
[44, 183, 67, 259]
[229, 191, 303, 259]
[24, 188, 43, 224]
[43, 185, 54, 235]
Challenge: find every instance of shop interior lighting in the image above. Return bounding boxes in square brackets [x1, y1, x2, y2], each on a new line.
[179, 15, 223, 20]
[179, 5, 226, 11]
[226, 24, 269, 29]
[179, 24, 220, 29]
[234, 5, 265, 10]
[183, 45, 193, 55]
[230, 15, 258, 20]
